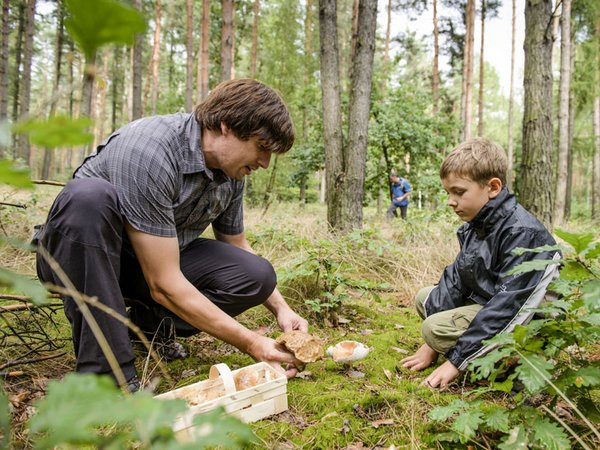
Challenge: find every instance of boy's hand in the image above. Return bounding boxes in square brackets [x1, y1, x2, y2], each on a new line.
[421, 361, 459, 389]
[400, 343, 438, 371]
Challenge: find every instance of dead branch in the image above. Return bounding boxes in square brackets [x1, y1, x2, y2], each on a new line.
[0, 352, 67, 371]
[0, 293, 61, 302]
[0, 201, 27, 209]
[0, 302, 62, 312]
[32, 179, 66, 187]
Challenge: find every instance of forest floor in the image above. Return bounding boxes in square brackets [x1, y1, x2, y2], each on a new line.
[0, 184, 597, 449]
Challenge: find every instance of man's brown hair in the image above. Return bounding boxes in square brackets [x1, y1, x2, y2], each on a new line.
[440, 137, 508, 186]
[194, 78, 295, 154]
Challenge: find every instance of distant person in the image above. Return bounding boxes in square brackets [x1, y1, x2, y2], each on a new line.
[34, 79, 308, 392]
[400, 138, 560, 389]
[386, 170, 412, 220]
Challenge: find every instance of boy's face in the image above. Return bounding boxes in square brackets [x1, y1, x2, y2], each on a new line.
[441, 173, 500, 222]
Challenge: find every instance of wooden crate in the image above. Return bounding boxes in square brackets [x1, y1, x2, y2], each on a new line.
[155, 362, 288, 441]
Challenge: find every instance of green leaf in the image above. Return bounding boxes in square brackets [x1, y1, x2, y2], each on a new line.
[13, 116, 93, 148]
[555, 229, 595, 255]
[428, 399, 469, 422]
[582, 281, 600, 312]
[469, 347, 514, 379]
[559, 260, 592, 281]
[0, 159, 32, 189]
[0, 383, 9, 450]
[515, 354, 554, 394]
[532, 419, 571, 450]
[64, 0, 146, 59]
[584, 242, 600, 260]
[512, 244, 561, 256]
[498, 425, 528, 449]
[483, 407, 511, 433]
[451, 409, 484, 444]
[188, 407, 256, 449]
[506, 259, 559, 276]
[582, 314, 600, 326]
[0, 268, 50, 306]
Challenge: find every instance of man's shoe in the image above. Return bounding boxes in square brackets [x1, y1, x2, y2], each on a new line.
[126, 375, 142, 393]
[154, 338, 188, 361]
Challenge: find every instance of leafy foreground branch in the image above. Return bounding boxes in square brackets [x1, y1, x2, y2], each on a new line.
[1, 374, 255, 449]
[429, 229, 600, 449]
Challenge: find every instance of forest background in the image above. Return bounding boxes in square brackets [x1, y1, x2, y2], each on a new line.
[1, 0, 599, 228]
[0, 0, 599, 449]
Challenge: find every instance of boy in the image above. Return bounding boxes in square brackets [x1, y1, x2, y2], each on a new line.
[400, 138, 560, 388]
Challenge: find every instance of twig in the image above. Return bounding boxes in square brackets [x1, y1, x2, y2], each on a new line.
[0, 201, 27, 209]
[541, 405, 592, 450]
[0, 302, 62, 312]
[32, 179, 66, 187]
[0, 352, 67, 371]
[0, 293, 61, 302]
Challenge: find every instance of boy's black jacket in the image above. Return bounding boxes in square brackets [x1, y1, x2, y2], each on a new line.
[424, 188, 560, 370]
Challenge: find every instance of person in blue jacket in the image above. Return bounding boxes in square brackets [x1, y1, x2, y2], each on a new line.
[386, 170, 412, 220]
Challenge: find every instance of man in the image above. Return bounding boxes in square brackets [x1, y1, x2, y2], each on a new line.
[386, 170, 412, 220]
[35, 79, 308, 391]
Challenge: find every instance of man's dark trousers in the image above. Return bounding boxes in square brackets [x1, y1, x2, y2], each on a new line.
[35, 178, 277, 380]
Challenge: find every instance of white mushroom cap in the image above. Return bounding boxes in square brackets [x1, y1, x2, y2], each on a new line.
[326, 340, 370, 363]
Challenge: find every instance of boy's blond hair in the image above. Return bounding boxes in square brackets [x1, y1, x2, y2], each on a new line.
[440, 137, 508, 186]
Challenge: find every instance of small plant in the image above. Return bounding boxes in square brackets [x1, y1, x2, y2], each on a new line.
[429, 229, 600, 449]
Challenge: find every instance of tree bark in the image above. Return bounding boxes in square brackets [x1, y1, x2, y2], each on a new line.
[143, 0, 161, 115]
[79, 53, 96, 163]
[302, 0, 313, 137]
[197, 0, 210, 102]
[593, 19, 600, 223]
[477, 0, 485, 137]
[349, 0, 359, 80]
[507, 0, 516, 191]
[565, 30, 575, 220]
[461, 0, 475, 140]
[185, 0, 194, 111]
[432, 0, 440, 114]
[553, 0, 571, 226]
[131, 0, 143, 121]
[343, 0, 377, 231]
[220, 0, 234, 81]
[250, 0, 259, 77]
[18, 0, 36, 165]
[520, 0, 553, 228]
[0, 0, 10, 124]
[319, 0, 344, 229]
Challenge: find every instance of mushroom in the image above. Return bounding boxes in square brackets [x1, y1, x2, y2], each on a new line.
[275, 331, 324, 363]
[326, 340, 370, 363]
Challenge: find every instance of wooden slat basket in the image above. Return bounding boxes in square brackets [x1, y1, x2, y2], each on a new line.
[155, 362, 288, 442]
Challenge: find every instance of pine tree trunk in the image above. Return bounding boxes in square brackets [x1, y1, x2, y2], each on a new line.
[553, 0, 571, 226]
[302, 0, 313, 137]
[520, 0, 553, 228]
[42, 2, 64, 180]
[565, 33, 575, 220]
[461, 0, 475, 140]
[250, 0, 259, 78]
[507, 0, 516, 191]
[349, 0, 359, 80]
[131, 0, 143, 120]
[18, 0, 35, 165]
[143, 0, 161, 115]
[79, 54, 96, 163]
[477, 0, 485, 137]
[432, 0, 440, 114]
[0, 0, 10, 124]
[11, 0, 24, 130]
[93, 48, 110, 150]
[343, 0, 377, 231]
[220, 0, 234, 81]
[185, 0, 194, 111]
[319, 0, 344, 230]
[593, 19, 600, 223]
[197, 0, 210, 101]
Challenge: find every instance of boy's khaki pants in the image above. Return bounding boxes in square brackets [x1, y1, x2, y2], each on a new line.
[415, 286, 483, 355]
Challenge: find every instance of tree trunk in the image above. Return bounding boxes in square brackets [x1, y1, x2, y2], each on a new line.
[79, 54, 96, 163]
[507, 0, 516, 191]
[477, 0, 485, 137]
[197, 0, 210, 101]
[185, 0, 194, 111]
[17, 0, 35, 165]
[432, 0, 440, 114]
[319, 0, 344, 230]
[520, 0, 553, 229]
[11, 0, 24, 129]
[131, 0, 143, 121]
[0, 0, 10, 124]
[220, 0, 234, 81]
[553, 0, 571, 226]
[250, 0, 259, 77]
[302, 0, 313, 137]
[143, 0, 161, 115]
[349, 0, 359, 80]
[593, 19, 600, 223]
[343, 0, 377, 231]
[565, 31, 575, 220]
[93, 48, 110, 150]
[42, 1, 64, 180]
[461, 0, 475, 140]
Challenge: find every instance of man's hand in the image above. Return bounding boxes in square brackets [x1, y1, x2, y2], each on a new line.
[276, 307, 308, 333]
[246, 334, 303, 378]
[421, 360, 459, 389]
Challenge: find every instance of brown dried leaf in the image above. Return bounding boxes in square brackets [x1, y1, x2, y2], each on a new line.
[383, 367, 393, 381]
[371, 418, 394, 428]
